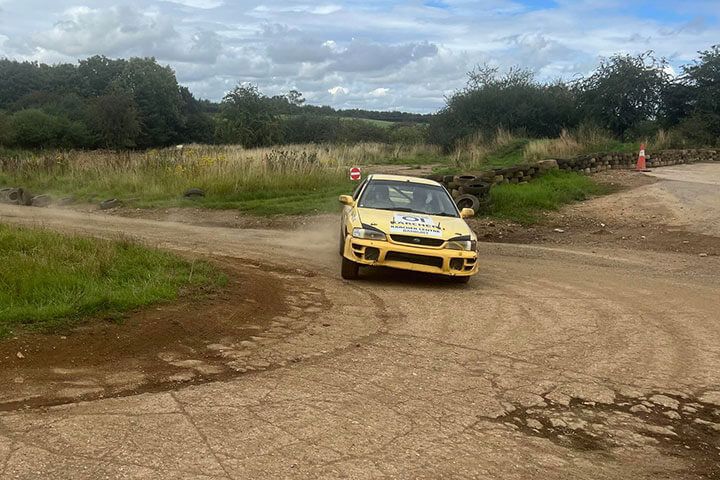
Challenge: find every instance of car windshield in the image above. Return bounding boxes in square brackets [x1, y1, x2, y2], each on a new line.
[358, 180, 459, 217]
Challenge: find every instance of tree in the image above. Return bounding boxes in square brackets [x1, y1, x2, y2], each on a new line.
[671, 45, 720, 145]
[216, 84, 280, 147]
[112, 58, 184, 147]
[576, 52, 669, 137]
[88, 93, 141, 148]
[10, 109, 59, 148]
[428, 65, 578, 150]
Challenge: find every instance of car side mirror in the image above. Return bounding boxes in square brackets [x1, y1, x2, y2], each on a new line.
[339, 195, 355, 206]
[460, 208, 475, 219]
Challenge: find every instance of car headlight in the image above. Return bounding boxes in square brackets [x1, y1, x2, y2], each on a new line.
[352, 227, 386, 241]
[445, 237, 477, 251]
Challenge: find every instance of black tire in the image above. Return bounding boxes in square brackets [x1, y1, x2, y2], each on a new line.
[453, 175, 478, 184]
[455, 194, 480, 213]
[99, 198, 122, 210]
[183, 188, 206, 198]
[341, 256, 360, 280]
[452, 275, 471, 284]
[339, 228, 346, 256]
[459, 181, 491, 196]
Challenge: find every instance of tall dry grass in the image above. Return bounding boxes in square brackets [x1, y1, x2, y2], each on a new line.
[523, 125, 633, 160]
[0, 143, 441, 213]
[451, 129, 527, 170]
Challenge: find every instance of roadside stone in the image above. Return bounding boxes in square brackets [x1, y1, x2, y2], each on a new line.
[549, 418, 567, 428]
[16, 351, 24, 359]
[630, 404, 651, 414]
[643, 425, 677, 437]
[699, 391, 720, 407]
[544, 391, 572, 406]
[526, 419, 543, 430]
[553, 228, 565, 233]
[693, 418, 720, 431]
[663, 410, 681, 420]
[649, 394, 679, 410]
[699, 253, 708, 257]
[682, 406, 697, 414]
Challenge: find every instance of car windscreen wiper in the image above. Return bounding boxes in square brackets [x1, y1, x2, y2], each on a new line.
[427, 212, 458, 217]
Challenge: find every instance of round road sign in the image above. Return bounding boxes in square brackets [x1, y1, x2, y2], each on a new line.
[350, 167, 362, 181]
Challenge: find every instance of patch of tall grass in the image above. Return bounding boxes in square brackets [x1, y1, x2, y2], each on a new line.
[523, 125, 636, 161]
[0, 224, 225, 337]
[0, 143, 442, 214]
[488, 170, 609, 224]
[451, 129, 529, 171]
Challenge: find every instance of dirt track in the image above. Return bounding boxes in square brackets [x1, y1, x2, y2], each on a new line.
[1, 165, 720, 479]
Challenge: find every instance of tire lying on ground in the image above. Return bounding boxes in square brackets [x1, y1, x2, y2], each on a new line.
[453, 175, 478, 185]
[183, 188, 206, 198]
[99, 198, 122, 210]
[454, 194, 481, 214]
[0, 187, 33, 206]
[459, 181, 491, 196]
[31, 194, 51, 207]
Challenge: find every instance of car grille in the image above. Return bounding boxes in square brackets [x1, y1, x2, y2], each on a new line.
[385, 251, 443, 268]
[390, 235, 445, 247]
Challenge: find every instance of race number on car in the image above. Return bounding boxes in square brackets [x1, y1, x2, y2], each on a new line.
[389, 213, 443, 237]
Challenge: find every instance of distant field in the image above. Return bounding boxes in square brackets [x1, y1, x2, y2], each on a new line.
[0, 224, 224, 337]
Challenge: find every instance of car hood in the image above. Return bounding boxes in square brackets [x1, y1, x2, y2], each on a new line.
[357, 208, 473, 240]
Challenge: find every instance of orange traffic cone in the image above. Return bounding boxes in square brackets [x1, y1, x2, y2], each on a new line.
[635, 143, 650, 172]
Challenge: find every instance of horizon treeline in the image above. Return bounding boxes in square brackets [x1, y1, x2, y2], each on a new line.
[0, 46, 718, 151]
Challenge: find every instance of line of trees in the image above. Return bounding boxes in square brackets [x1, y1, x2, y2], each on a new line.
[1, 46, 718, 151]
[430, 47, 720, 150]
[0, 56, 427, 150]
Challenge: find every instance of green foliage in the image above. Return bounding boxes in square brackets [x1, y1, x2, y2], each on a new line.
[664, 46, 720, 145]
[216, 84, 282, 147]
[0, 56, 207, 150]
[0, 224, 224, 337]
[488, 170, 609, 224]
[10, 109, 60, 148]
[576, 52, 669, 137]
[89, 93, 141, 148]
[429, 66, 578, 151]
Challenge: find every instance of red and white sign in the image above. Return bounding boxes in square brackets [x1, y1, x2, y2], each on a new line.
[350, 167, 362, 181]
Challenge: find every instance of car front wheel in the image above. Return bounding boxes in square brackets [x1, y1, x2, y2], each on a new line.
[341, 256, 360, 280]
[452, 275, 471, 284]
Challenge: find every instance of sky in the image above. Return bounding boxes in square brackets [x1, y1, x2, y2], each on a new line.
[0, 0, 718, 112]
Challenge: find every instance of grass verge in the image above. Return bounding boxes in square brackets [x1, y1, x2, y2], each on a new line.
[487, 170, 610, 224]
[0, 224, 226, 337]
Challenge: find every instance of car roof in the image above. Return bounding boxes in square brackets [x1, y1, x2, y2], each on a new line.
[367, 174, 442, 187]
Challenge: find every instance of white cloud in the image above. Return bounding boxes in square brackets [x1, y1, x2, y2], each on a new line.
[328, 86, 349, 96]
[0, 0, 717, 111]
[167, 0, 224, 8]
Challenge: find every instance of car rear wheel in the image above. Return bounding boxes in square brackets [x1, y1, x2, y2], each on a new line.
[341, 257, 360, 280]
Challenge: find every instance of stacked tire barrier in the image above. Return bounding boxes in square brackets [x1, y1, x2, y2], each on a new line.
[428, 149, 720, 214]
[555, 149, 719, 173]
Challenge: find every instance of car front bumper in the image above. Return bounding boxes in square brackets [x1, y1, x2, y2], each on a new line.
[343, 236, 478, 277]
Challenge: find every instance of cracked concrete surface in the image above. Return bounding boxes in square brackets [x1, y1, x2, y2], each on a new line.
[1, 166, 720, 479]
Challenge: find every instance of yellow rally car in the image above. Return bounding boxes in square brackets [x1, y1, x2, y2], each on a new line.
[338, 174, 478, 283]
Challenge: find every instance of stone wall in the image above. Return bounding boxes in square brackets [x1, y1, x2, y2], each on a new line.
[556, 149, 720, 174]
